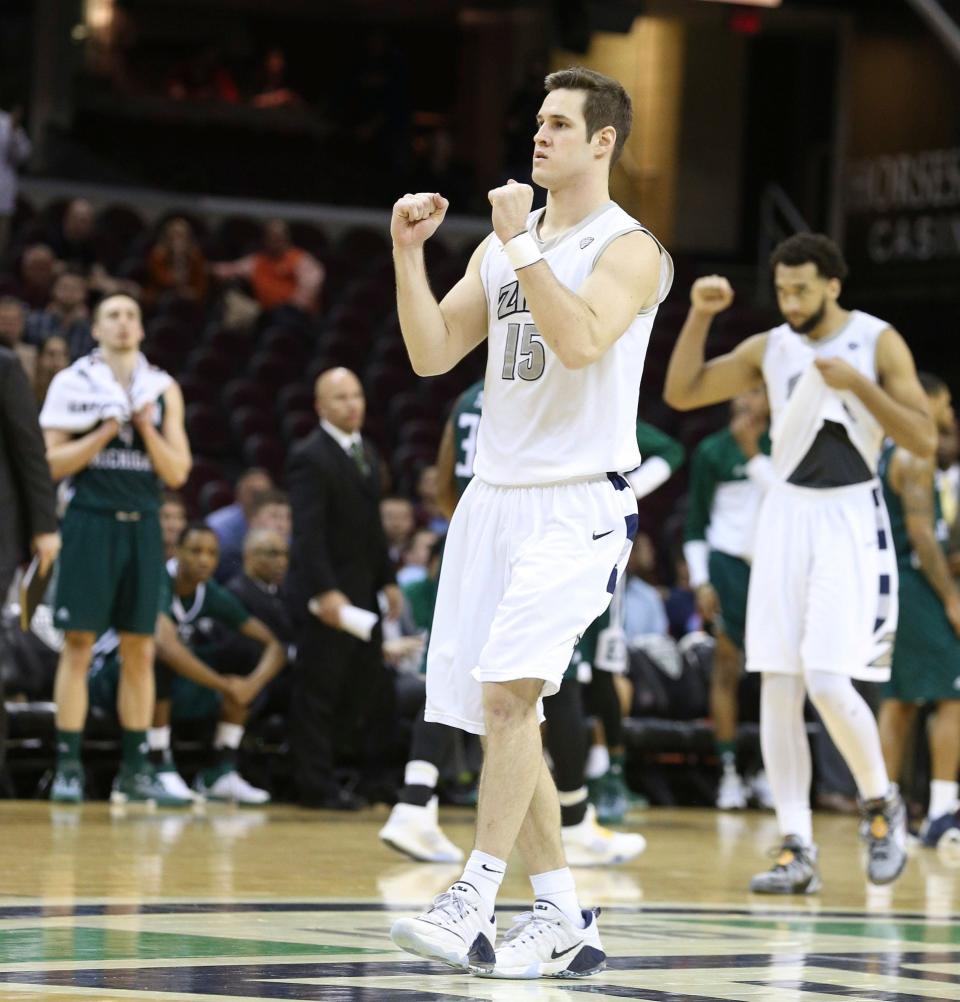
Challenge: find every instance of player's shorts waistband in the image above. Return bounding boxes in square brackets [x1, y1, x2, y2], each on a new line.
[474, 471, 627, 491]
[771, 477, 880, 500]
[69, 505, 146, 521]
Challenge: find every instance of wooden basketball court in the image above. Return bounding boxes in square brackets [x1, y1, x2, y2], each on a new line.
[1, 801, 958, 1000]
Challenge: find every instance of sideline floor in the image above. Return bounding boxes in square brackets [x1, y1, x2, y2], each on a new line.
[1, 801, 958, 1000]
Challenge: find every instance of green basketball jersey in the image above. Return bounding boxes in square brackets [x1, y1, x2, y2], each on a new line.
[879, 441, 948, 569]
[451, 381, 484, 499]
[71, 398, 166, 513]
[166, 568, 250, 659]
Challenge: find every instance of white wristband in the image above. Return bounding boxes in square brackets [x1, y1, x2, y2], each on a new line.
[504, 232, 542, 271]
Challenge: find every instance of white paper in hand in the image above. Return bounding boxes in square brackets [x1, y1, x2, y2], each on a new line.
[308, 597, 378, 641]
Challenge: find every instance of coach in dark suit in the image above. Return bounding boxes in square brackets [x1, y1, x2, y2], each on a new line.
[286, 366, 402, 809]
[0, 346, 59, 773]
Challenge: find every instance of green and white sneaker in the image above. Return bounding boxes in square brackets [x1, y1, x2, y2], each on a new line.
[111, 765, 193, 807]
[50, 765, 84, 804]
[588, 772, 628, 825]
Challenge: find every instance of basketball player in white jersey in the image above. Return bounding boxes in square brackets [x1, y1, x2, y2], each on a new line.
[388, 67, 672, 979]
[665, 233, 935, 894]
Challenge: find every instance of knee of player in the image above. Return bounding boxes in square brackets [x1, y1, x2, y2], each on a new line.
[61, 632, 96, 662]
[803, 670, 851, 709]
[481, 680, 540, 731]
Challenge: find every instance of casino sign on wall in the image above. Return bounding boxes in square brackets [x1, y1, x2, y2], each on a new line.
[844, 147, 960, 288]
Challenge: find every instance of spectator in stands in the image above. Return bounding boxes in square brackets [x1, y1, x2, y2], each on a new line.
[381, 495, 416, 571]
[215, 527, 296, 719]
[159, 491, 188, 561]
[0, 104, 31, 261]
[33, 334, 70, 406]
[0, 295, 36, 382]
[14, 244, 58, 309]
[247, 488, 292, 540]
[24, 269, 94, 360]
[251, 48, 302, 109]
[213, 218, 323, 318]
[623, 532, 669, 643]
[206, 466, 273, 582]
[397, 529, 437, 587]
[413, 464, 448, 534]
[49, 198, 97, 273]
[665, 552, 701, 640]
[144, 217, 209, 308]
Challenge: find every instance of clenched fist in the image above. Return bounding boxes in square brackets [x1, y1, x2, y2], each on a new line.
[488, 180, 534, 245]
[391, 192, 449, 248]
[690, 275, 735, 316]
[814, 356, 863, 392]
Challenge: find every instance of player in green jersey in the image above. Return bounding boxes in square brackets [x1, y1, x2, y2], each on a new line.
[41, 294, 191, 804]
[683, 387, 775, 810]
[878, 374, 960, 846]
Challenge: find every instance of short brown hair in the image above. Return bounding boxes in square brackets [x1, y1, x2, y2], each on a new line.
[769, 233, 849, 282]
[544, 66, 632, 167]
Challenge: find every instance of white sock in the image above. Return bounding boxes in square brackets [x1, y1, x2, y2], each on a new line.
[585, 744, 610, 781]
[530, 867, 584, 928]
[929, 779, 960, 819]
[459, 850, 506, 916]
[214, 722, 244, 750]
[806, 671, 889, 801]
[760, 673, 813, 845]
[147, 726, 171, 752]
[405, 760, 439, 790]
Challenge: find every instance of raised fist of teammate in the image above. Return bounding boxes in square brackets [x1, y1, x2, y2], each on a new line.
[690, 275, 735, 316]
[391, 192, 449, 248]
[488, 180, 534, 245]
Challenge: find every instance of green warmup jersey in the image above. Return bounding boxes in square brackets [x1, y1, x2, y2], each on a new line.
[451, 381, 484, 498]
[879, 442, 960, 701]
[683, 426, 771, 649]
[70, 398, 166, 513]
[634, 420, 685, 477]
[87, 569, 251, 714]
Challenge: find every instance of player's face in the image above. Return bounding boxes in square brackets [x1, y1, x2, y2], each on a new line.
[93, 296, 144, 352]
[774, 263, 839, 335]
[531, 89, 600, 187]
[178, 531, 220, 583]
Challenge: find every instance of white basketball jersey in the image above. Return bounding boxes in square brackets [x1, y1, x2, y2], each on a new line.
[474, 202, 673, 486]
[762, 310, 890, 479]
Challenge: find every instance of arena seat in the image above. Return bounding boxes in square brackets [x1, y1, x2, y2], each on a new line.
[198, 478, 235, 515]
[178, 372, 220, 406]
[281, 410, 316, 443]
[247, 351, 298, 390]
[186, 402, 232, 457]
[222, 377, 270, 412]
[188, 347, 238, 386]
[242, 434, 285, 480]
[276, 383, 314, 416]
[230, 405, 277, 444]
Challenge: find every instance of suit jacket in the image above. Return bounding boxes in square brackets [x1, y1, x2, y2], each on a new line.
[0, 347, 57, 572]
[286, 425, 394, 613]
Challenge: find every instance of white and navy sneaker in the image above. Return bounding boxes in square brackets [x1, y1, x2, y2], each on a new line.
[390, 881, 496, 972]
[561, 804, 646, 866]
[379, 797, 464, 863]
[476, 900, 605, 980]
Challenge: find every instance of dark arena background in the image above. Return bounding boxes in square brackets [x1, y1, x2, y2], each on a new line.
[1, 1, 960, 999]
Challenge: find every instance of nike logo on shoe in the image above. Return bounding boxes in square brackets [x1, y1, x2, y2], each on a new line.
[481, 864, 503, 874]
[550, 941, 583, 959]
[592, 530, 614, 540]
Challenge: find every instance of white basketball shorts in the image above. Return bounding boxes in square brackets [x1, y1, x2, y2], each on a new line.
[425, 473, 638, 735]
[745, 479, 898, 681]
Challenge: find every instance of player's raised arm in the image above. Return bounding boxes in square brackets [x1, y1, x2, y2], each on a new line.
[663, 276, 766, 410]
[392, 192, 489, 377]
[488, 182, 661, 370]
